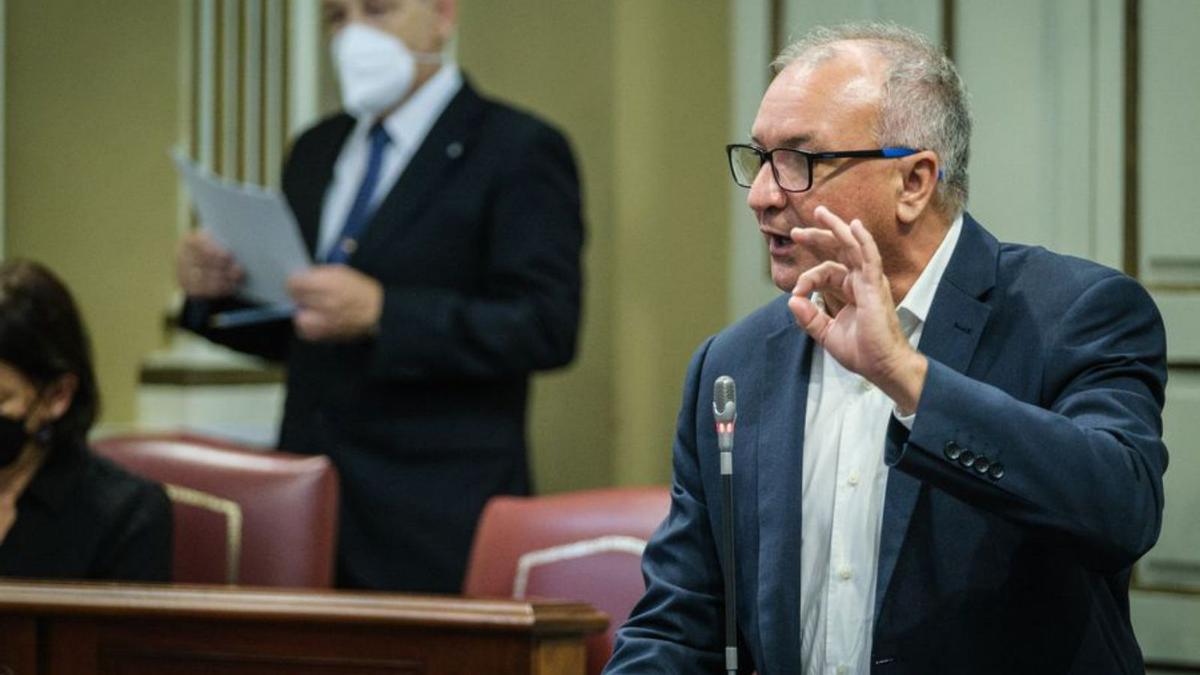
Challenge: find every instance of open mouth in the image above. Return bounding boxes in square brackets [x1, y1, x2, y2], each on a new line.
[765, 231, 794, 255]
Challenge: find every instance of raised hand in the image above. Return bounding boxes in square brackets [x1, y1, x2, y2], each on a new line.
[787, 206, 927, 414]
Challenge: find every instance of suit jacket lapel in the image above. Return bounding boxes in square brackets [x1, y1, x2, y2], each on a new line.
[352, 80, 486, 262]
[873, 214, 998, 620]
[756, 307, 814, 674]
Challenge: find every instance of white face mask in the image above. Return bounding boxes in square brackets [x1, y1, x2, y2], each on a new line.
[331, 23, 441, 119]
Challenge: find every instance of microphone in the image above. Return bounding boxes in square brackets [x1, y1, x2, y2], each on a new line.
[712, 375, 738, 675]
[713, 375, 736, 457]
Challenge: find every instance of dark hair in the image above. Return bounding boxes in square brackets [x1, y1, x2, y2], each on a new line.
[0, 259, 99, 450]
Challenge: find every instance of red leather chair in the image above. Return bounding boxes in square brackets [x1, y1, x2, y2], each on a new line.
[92, 432, 339, 588]
[463, 486, 671, 675]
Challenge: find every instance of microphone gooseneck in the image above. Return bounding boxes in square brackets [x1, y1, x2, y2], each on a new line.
[713, 375, 739, 674]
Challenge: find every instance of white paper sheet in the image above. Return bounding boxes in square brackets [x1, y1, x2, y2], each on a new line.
[174, 153, 311, 309]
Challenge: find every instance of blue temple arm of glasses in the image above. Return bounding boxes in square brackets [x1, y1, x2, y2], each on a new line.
[881, 147, 945, 181]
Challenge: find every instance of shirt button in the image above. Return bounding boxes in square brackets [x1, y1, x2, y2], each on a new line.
[837, 665, 848, 675]
[848, 471, 860, 487]
[838, 566, 853, 581]
[859, 378, 874, 392]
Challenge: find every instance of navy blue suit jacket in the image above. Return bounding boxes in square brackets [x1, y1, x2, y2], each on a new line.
[606, 215, 1167, 674]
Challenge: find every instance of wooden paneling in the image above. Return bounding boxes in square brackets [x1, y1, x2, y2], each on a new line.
[0, 580, 605, 675]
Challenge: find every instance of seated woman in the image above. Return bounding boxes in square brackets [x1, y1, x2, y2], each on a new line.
[0, 259, 171, 581]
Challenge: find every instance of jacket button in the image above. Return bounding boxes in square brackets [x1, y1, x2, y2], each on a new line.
[973, 456, 991, 474]
[943, 441, 963, 460]
[958, 450, 976, 467]
[988, 463, 1005, 480]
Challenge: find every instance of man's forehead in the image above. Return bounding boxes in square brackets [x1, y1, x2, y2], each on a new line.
[751, 47, 886, 147]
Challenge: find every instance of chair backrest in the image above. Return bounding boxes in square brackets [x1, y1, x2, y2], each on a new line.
[92, 432, 339, 588]
[462, 486, 671, 675]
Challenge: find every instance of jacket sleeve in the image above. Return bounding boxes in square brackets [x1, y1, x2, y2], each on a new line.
[179, 296, 292, 362]
[892, 272, 1168, 573]
[606, 337, 753, 674]
[364, 122, 583, 381]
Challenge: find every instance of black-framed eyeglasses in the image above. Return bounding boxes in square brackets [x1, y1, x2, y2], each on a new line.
[725, 144, 920, 193]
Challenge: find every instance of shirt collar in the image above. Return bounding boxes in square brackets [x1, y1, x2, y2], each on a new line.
[895, 214, 963, 332]
[809, 214, 963, 338]
[354, 62, 463, 154]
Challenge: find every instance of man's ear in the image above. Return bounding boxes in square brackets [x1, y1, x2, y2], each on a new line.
[38, 374, 78, 424]
[896, 150, 940, 224]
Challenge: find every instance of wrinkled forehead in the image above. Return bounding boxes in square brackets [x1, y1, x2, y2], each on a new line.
[751, 43, 888, 150]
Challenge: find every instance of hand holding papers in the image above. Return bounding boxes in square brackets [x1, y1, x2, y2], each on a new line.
[174, 154, 311, 325]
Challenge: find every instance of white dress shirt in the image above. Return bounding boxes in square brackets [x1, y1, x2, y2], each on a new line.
[799, 216, 963, 675]
[317, 63, 464, 261]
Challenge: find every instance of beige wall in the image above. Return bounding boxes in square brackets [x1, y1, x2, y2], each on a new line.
[458, 3, 618, 493]
[459, 0, 731, 491]
[4, 0, 181, 426]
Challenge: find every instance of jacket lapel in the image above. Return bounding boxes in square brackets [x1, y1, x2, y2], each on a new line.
[756, 306, 814, 675]
[351, 80, 486, 263]
[873, 214, 998, 620]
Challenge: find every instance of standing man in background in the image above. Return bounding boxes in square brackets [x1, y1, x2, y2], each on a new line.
[606, 22, 1165, 674]
[176, 0, 583, 593]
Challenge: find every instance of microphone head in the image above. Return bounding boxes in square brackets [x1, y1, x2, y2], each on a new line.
[713, 375, 736, 423]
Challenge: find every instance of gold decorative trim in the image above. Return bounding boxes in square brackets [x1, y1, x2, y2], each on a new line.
[165, 483, 243, 584]
[139, 364, 285, 386]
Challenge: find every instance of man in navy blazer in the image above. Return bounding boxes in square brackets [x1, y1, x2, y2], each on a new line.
[606, 23, 1166, 675]
[176, 0, 582, 592]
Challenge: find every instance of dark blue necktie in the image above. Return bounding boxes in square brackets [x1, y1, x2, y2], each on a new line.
[326, 122, 391, 264]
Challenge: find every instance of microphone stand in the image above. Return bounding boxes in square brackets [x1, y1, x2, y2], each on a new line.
[714, 376, 738, 675]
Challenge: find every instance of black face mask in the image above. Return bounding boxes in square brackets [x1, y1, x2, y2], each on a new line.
[0, 413, 31, 468]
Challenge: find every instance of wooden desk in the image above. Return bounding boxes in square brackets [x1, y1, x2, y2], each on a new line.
[0, 580, 607, 674]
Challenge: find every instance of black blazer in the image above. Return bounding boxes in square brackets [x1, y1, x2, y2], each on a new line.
[183, 79, 583, 590]
[0, 445, 172, 582]
[188, 79, 583, 459]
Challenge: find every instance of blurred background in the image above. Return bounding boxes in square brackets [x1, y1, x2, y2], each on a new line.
[1, 0, 1197, 666]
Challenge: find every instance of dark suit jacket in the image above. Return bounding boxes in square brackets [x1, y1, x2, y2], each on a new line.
[606, 215, 1167, 674]
[184, 79, 584, 591]
[0, 445, 172, 582]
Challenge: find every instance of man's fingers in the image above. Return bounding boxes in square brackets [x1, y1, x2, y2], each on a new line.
[793, 260, 848, 297]
[814, 205, 864, 269]
[293, 308, 330, 341]
[287, 269, 323, 297]
[850, 219, 883, 279]
[789, 226, 838, 248]
[787, 294, 832, 340]
[789, 227, 843, 263]
[187, 231, 235, 265]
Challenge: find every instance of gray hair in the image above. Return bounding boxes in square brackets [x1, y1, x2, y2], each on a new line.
[773, 22, 971, 216]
